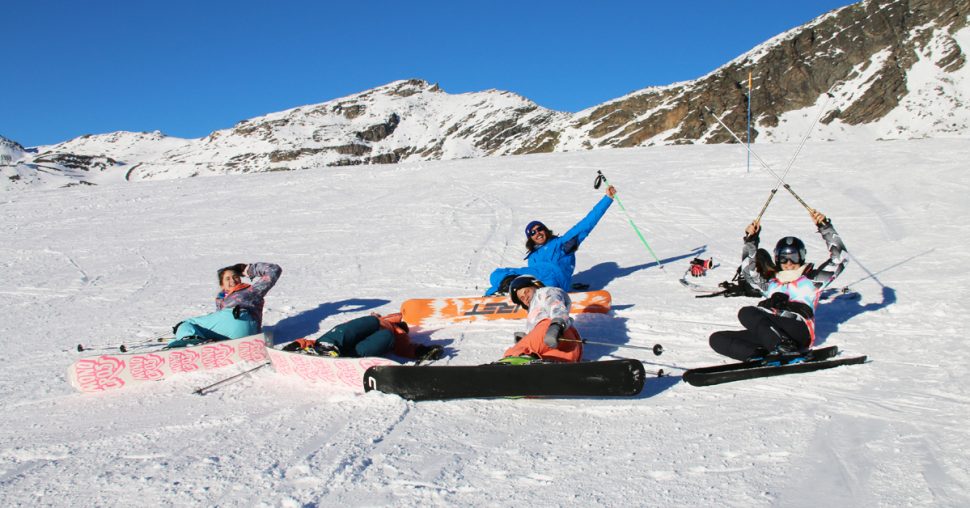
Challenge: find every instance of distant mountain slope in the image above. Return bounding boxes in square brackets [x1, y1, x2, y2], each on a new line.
[3, 0, 967, 190]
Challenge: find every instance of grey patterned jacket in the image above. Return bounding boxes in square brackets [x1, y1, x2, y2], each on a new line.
[216, 262, 282, 329]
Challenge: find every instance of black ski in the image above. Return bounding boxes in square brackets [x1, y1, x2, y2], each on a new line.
[683, 346, 867, 387]
[363, 359, 646, 401]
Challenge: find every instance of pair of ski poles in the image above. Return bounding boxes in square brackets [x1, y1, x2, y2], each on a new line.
[71, 335, 170, 353]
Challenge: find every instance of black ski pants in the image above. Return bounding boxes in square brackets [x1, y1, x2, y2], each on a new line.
[708, 306, 811, 361]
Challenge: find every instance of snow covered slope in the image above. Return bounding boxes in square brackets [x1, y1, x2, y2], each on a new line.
[1, 139, 967, 505]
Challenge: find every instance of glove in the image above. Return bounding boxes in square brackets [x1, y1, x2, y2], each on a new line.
[543, 318, 567, 348]
[758, 292, 790, 310]
[415, 344, 444, 361]
[497, 274, 517, 295]
[689, 258, 713, 277]
[172, 321, 184, 335]
[513, 331, 526, 344]
[231, 263, 249, 277]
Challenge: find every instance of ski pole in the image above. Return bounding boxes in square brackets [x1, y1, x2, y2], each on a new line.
[840, 248, 932, 290]
[704, 106, 815, 212]
[753, 83, 841, 222]
[562, 338, 665, 355]
[843, 250, 886, 289]
[593, 170, 665, 269]
[559, 338, 686, 371]
[74, 335, 170, 353]
[194, 362, 270, 395]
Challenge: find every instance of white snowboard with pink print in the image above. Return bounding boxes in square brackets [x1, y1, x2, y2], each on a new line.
[67, 334, 269, 393]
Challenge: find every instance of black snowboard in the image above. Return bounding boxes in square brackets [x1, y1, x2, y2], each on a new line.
[683, 346, 868, 387]
[363, 359, 647, 401]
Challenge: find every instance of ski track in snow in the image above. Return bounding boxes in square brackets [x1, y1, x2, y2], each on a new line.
[1, 139, 969, 506]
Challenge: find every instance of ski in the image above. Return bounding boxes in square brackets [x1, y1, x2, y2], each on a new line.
[400, 290, 611, 326]
[363, 358, 646, 401]
[266, 347, 398, 392]
[683, 346, 868, 387]
[67, 334, 269, 393]
[682, 278, 859, 301]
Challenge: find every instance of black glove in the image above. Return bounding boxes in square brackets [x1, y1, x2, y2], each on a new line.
[543, 318, 567, 348]
[497, 274, 517, 295]
[758, 292, 790, 310]
[415, 345, 444, 361]
[172, 321, 184, 335]
[231, 263, 248, 277]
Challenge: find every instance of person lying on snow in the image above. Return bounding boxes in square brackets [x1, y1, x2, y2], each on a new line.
[168, 262, 282, 348]
[483, 184, 616, 295]
[708, 209, 848, 361]
[501, 275, 583, 363]
[283, 312, 443, 361]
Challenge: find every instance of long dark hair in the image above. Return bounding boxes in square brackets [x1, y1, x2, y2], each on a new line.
[526, 227, 556, 252]
[755, 248, 777, 279]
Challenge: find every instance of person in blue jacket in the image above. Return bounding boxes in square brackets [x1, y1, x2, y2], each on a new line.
[484, 185, 616, 295]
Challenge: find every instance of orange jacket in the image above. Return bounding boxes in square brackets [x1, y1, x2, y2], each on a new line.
[504, 318, 582, 363]
[376, 313, 418, 358]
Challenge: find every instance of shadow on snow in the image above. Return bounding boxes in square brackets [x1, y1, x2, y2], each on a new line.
[815, 285, 897, 344]
[573, 246, 706, 290]
[573, 313, 681, 398]
[266, 298, 390, 345]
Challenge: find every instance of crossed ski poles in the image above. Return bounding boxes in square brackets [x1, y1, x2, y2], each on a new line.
[749, 83, 840, 223]
[704, 105, 816, 215]
[705, 80, 844, 220]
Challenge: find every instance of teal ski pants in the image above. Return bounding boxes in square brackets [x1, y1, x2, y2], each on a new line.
[169, 307, 258, 348]
[317, 316, 393, 358]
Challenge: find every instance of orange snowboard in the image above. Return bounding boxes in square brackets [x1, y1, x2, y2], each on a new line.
[400, 290, 611, 326]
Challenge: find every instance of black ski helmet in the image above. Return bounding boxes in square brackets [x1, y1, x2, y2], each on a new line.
[509, 275, 541, 308]
[774, 236, 807, 266]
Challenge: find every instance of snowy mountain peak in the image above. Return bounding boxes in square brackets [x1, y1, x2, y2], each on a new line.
[0, 135, 26, 165]
[5, 0, 968, 191]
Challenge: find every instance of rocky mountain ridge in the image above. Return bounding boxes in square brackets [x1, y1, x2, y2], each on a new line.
[3, 0, 967, 190]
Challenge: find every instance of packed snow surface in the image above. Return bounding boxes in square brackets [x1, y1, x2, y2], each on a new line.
[1, 139, 968, 506]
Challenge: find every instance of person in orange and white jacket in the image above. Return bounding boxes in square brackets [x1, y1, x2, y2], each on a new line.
[502, 275, 583, 363]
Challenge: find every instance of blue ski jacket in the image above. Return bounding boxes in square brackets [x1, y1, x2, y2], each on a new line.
[485, 195, 613, 294]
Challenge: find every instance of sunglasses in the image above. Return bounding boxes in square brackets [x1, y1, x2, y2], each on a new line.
[528, 227, 544, 237]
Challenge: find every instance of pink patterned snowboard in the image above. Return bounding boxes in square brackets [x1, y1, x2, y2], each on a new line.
[267, 348, 398, 392]
[67, 334, 269, 393]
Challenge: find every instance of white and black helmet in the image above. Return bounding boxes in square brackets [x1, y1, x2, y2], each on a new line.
[774, 236, 807, 266]
[508, 275, 542, 308]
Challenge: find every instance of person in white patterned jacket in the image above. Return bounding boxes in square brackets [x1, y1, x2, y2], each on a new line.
[708, 209, 848, 360]
[501, 275, 583, 363]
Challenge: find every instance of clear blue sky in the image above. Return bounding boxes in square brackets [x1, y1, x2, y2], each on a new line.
[2, 1, 853, 147]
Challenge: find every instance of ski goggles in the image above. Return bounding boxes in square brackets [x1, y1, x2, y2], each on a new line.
[776, 250, 804, 265]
